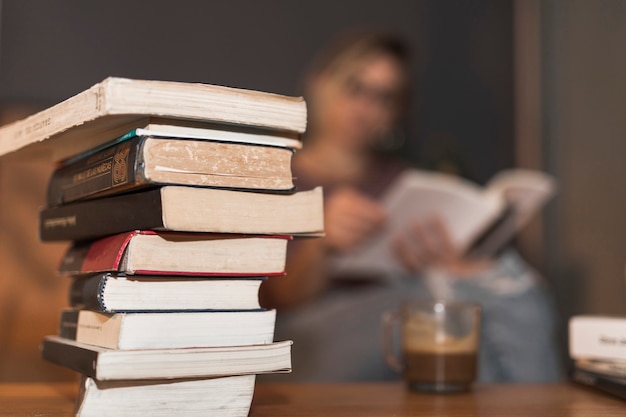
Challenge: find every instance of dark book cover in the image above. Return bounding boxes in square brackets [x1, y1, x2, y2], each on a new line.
[41, 336, 100, 379]
[572, 368, 626, 401]
[58, 309, 80, 340]
[40, 188, 165, 241]
[47, 136, 146, 206]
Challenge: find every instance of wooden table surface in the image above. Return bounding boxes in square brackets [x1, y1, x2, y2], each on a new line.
[1, 381, 624, 416]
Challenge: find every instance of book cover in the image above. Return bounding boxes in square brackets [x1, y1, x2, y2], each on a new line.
[572, 368, 626, 401]
[74, 374, 256, 417]
[58, 308, 277, 349]
[0, 77, 306, 161]
[569, 316, 626, 361]
[47, 133, 295, 205]
[40, 186, 324, 242]
[69, 272, 266, 312]
[41, 336, 292, 380]
[58, 231, 290, 276]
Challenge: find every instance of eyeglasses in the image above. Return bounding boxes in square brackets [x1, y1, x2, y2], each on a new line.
[343, 76, 402, 109]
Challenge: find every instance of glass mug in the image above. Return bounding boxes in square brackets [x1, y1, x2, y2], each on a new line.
[383, 300, 481, 393]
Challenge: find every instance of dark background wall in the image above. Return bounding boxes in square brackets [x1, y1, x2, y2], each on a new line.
[0, 0, 515, 182]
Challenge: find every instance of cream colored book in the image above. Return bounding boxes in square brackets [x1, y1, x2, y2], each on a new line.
[0, 77, 306, 161]
[42, 336, 292, 380]
[40, 186, 324, 242]
[58, 309, 277, 350]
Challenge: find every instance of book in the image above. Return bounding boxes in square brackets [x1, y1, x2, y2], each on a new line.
[575, 358, 626, 379]
[572, 368, 626, 401]
[40, 185, 324, 241]
[41, 336, 292, 380]
[569, 315, 626, 361]
[58, 308, 276, 349]
[48, 132, 296, 204]
[73, 374, 256, 417]
[46, 132, 296, 206]
[69, 273, 266, 312]
[93, 121, 304, 152]
[58, 231, 289, 276]
[0, 77, 306, 161]
[329, 168, 555, 276]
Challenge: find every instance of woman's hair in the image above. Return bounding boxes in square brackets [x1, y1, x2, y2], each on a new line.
[310, 32, 410, 79]
[307, 31, 411, 84]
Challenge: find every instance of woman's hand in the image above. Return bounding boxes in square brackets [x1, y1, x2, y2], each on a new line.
[324, 187, 387, 252]
[391, 216, 492, 276]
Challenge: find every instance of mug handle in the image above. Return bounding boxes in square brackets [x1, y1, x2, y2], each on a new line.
[382, 310, 404, 372]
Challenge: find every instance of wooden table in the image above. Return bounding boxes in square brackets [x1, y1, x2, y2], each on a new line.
[1, 382, 624, 416]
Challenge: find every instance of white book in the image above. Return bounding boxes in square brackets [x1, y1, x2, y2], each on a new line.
[569, 315, 626, 361]
[42, 336, 292, 381]
[75, 374, 255, 417]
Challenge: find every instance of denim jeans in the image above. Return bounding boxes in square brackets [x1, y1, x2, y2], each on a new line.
[270, 250, 563, 383]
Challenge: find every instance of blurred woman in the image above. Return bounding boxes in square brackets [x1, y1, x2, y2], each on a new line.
[260, 32, 562, 382]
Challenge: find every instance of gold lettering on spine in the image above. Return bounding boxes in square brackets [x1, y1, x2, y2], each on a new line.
[43, 216, 77, 229]
[112, 142, 131, 185]
[72, 161, 113, 183]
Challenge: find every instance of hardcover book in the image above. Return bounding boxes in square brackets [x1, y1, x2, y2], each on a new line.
[41, 336, 292, 380]
[0, 77, 306, 161]
[47, 133, 296, 205]
[58, 308, 276, 350]
[69, 273, 266, 312]
[572, 368, 626, 401]
[73, 374, 256, 417]
[58, 230, 289, 276]
[40, 186, 324, 241]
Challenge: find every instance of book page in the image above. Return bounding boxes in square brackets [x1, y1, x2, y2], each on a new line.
[329, 169, 504, 277]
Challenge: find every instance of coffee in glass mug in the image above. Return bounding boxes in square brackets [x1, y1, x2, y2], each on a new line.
[383, 300, 481, 392]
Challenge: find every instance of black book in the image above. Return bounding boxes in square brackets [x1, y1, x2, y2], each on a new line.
[572, 368, 626, 401]
[39, 185, 323, 241]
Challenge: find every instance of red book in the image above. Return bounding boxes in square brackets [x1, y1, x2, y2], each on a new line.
[59, 230, 290, 276]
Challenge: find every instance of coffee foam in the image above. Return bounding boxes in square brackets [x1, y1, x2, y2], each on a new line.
[402, 315, 477, 354]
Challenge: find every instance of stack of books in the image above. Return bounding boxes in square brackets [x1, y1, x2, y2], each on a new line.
[1, 78, 325, 416]
[569, 315, 626, 400]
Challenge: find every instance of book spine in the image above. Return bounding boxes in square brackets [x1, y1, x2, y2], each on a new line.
[47, 136, 146, 206]
[59, 232, 136, 274]
[69, 274, 109, 312]
[39, 188, 165, 241]
[569, 318, 626, 361]
[58, 309, 80, 340]
[41, 338, 98, 379]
